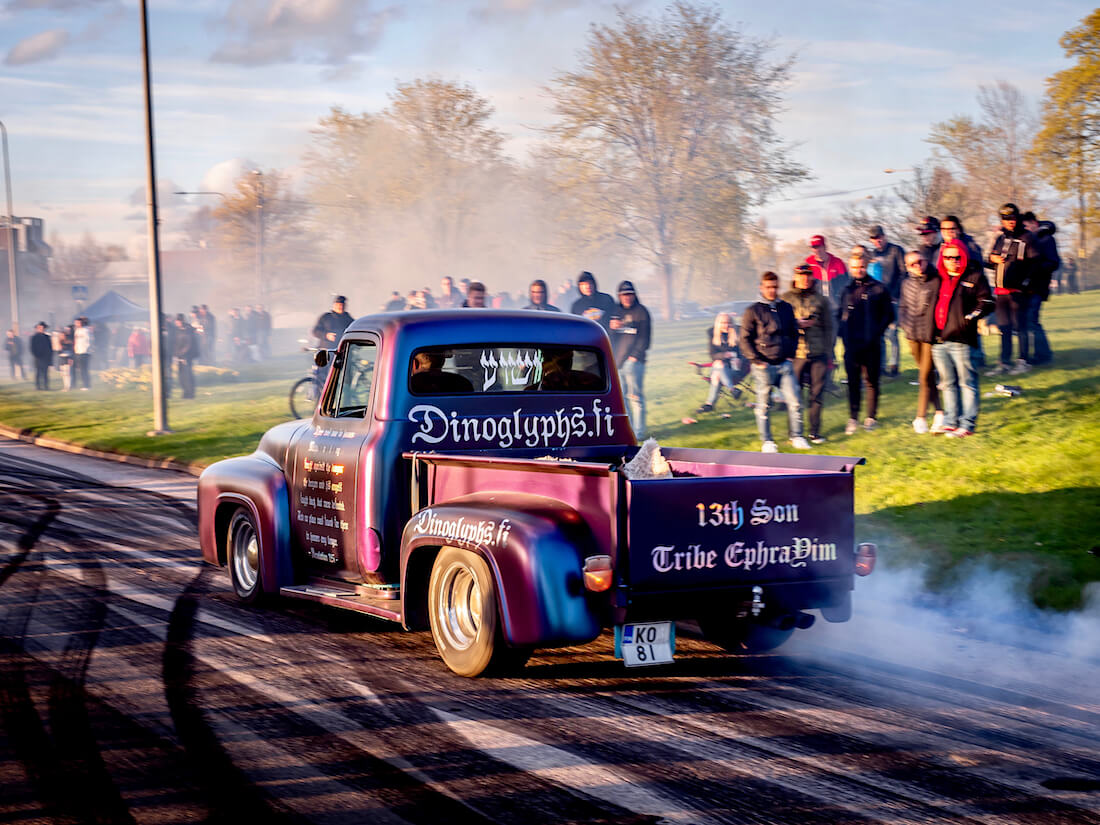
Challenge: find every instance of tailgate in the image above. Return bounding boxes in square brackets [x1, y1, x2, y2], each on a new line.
[623, 450, 859, 593]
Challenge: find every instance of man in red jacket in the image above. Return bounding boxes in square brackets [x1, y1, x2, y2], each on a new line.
[805, 234, 850, 307]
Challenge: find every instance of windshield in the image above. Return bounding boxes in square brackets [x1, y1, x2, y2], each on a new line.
[409, 345, 607, 395]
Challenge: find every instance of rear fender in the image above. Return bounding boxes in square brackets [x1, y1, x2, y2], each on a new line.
[400, 494, 603, 647]
[197, 453, 294, 593]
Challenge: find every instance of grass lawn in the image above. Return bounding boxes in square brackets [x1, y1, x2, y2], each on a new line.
[2, 293, 1097, 609]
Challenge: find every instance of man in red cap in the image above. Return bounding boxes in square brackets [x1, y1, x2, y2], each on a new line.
[805, 235, 850, 308]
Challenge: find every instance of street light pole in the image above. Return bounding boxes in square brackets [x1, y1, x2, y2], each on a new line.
[0, 120, 18, 334]
[140, 0, 169, 433]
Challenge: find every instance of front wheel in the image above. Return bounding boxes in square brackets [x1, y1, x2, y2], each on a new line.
[698, 617, 792, 654]
[227, 508, 265, 604]
[289, 376, 318, 419]
[428, 547, 526, 677]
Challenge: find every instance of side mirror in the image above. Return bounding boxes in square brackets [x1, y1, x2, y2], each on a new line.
[314, 349, 330, 368]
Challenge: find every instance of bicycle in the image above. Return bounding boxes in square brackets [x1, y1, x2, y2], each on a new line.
[289, 345, 330, 419]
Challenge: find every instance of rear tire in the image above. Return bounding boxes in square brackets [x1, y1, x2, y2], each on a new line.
[428, 546, 524, 677]
[289, 376, 318, 419]
[227, 508, 264, 604]
[698, 617, 793, 654]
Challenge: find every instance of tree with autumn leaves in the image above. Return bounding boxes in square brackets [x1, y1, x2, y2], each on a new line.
[1033, 8, 1100, 287]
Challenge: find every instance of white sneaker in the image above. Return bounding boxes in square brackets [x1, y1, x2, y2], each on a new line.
[845, 418, 858, 435]
[931, 410, 945, 434]
[1009, 359, 1031, 375]
[912, 417, 929, 434]
[863, 417, 877, 431]
[761, 440, 779, 454]
[790, 436, 812, 450]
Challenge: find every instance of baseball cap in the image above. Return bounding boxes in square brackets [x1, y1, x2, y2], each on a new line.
[617, 280, 636, 295]
[999, 203, 1020, 220]
[868, 225, 885, 239]
[916, 216, 940, 234]
[809, 234, 825, 247]
[334, 295, 347, 303]
[793, 263, 813, 276]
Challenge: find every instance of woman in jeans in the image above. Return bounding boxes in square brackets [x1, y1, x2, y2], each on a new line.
[898, 253, 946, 434]
[696, 312, 746, 412]
[931, 239, 994, 437]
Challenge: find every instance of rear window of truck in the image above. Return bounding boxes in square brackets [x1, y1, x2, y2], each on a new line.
[409, 345, 607, 394]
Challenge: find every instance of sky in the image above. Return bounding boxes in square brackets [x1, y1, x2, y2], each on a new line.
[0, 0, 1091, 259]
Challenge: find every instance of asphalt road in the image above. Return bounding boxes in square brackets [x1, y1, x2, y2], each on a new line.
[1, 436, 1098, 825]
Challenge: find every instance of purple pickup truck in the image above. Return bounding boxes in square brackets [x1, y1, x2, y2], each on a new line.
[198, 310, 875, 676]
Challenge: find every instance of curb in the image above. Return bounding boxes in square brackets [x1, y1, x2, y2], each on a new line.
[0, 423, 206, 477]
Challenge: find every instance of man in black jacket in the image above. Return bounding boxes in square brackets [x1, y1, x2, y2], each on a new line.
[312, 295, 354, 345]
[1022, 212, 1058, 365]
[985, 203, 1039, 375]
[173, 314, 198, 399]
[868, 225, 905, 377]
[570, 272, 617, 332]
[838, 248, 894, 434]
[609, 281, 651, 437]
[740, 271, 809, 453]
[29, 322, 52, 390]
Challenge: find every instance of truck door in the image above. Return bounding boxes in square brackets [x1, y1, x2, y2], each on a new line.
[288, 337, 378, 582]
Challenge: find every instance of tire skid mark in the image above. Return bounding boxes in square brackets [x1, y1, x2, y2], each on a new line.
[164, 576, 308, 824]
[45, 549, 137, 825]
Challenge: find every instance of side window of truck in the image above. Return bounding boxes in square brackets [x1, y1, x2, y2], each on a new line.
[325, 340, 377, 418]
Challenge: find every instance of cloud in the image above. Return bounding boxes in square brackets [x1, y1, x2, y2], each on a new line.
[5, 0, 109, 9]
[209, 0, 402, 68]
[5, 28, 70, 65]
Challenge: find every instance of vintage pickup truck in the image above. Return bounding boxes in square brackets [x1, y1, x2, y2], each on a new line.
[198, 310, 875, 676]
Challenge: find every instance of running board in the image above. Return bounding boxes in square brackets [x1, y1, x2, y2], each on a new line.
[280, 584, 402, 623]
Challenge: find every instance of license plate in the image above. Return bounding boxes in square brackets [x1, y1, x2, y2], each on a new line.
[616, 621, 675, 667]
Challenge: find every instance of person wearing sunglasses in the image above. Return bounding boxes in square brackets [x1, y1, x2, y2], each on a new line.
[898, 253, 946, 434]
[932, 239, 993, 438]
[837, 246, 894, 435]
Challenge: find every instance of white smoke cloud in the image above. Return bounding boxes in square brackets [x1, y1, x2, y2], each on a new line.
[4, 28, 69, 65]
[209, 0, 402, 68]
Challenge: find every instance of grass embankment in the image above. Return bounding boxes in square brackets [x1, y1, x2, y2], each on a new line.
[1, 293, 1097, 609]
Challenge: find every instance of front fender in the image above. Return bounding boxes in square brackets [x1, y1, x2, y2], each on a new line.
[197, 452, 294, 593]
[400, 493, 603, 647]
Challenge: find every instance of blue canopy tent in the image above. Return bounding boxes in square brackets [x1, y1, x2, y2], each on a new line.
[79, 290, 148, 324]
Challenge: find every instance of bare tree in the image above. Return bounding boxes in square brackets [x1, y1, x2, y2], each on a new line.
[542, 2, 808, 318]
[927, 81, 1041, 227]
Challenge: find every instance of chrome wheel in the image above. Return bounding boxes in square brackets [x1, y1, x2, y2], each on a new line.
[428, 546, 508, 677]
[228, 508, 263, 603]
[435, 559, 484, 652]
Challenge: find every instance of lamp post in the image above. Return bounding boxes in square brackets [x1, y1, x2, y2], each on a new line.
[0, 120, 18, 334]
[140, 0, 169, 434]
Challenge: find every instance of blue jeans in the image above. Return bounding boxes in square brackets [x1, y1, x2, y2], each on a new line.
[932, 341, 979, 433]
[750, 361, 802, 443]
[621, 358, 646, 438]
[1027, 293, 1052, 364]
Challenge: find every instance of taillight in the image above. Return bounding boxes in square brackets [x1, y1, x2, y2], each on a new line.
[855, 542, 876, 576]
[583, 555, 613, 592]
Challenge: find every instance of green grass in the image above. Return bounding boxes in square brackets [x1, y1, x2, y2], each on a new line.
[2, 293, 1098, 609]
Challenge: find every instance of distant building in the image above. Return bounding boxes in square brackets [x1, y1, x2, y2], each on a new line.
[0, 216, 52, 332]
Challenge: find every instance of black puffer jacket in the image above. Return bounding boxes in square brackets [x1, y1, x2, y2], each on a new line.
[898, 262, 941, 344]
[837, 277, 894, 351]
[740, 300, 797, 365]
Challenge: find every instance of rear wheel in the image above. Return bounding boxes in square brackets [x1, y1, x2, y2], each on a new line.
[428, 547, 527, 677]
[698, 617, 793, 654]
[227, 508, 264, 604]
[289, 376, 318, 419]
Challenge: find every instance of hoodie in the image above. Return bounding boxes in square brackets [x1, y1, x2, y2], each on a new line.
[934, 239, 993, 346]
[1032, 221, 1060, 299]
